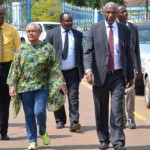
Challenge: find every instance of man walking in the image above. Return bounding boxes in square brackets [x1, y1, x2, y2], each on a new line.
[118, 5, 142, 129]
[84, 2, 134, 150]
[45, 12, 84, 132]
[0, 5, 21, 140]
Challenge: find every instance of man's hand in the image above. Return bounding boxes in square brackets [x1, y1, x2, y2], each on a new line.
[126, 79, 134, 88]
[59, 84, 67, 95]
[85, 70, 94, 85]
[9, 88, 16, 98]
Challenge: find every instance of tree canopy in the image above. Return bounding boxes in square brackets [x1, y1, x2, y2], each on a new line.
[31, 0, 61, 21]
[64, 0, 125, 9]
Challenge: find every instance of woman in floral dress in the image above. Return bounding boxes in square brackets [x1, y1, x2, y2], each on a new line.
[7, 22, 67, 150]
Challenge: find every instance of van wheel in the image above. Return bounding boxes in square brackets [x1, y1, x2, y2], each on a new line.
[144, 77, 150, 108]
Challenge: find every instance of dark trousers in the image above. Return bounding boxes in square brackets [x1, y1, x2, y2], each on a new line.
[0, 104, 2, 131]
[0, 61, 11, 136]
[54, 67, 80, 125]
[93, 69, 125, 149]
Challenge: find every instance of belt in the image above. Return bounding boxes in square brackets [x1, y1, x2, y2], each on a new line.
[62, 67, 77, 72]
[107, 69, 122, 74]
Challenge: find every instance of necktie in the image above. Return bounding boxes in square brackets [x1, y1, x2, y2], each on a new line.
[0, 28, 3, 60]
[108, 26, 114, 71]
[62, 30, 69, 60]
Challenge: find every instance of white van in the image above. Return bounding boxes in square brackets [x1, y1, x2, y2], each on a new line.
[19, 21, 60, 42]
[34, 21, 60, 41]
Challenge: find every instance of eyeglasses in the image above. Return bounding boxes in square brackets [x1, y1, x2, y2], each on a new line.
[26, 30, 39, 33]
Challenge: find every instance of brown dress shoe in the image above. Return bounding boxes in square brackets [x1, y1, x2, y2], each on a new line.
[70, 123, 81, 132]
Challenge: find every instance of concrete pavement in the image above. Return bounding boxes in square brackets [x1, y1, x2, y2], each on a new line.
[1, 80, 150, 150]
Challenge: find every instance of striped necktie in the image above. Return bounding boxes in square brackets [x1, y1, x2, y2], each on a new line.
[0, 28, 3, 60]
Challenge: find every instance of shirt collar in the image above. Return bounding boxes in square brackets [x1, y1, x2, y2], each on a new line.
[61, 26, 65, 33]
[60, 26, 71, 33]
[105, 21, 117, 28]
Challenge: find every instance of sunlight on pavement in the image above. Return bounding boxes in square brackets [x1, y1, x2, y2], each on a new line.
[81, 81, 149, 122]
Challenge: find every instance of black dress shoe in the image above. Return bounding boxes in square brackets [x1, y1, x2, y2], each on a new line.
[56, 122, 64, 129]
[99, 142, 109, 149]
[1, 135, 10, 140]
[128, 119, 136, 129]
[70, 123, 81, 132]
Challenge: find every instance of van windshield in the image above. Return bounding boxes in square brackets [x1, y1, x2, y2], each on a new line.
[43, 24, 60, 31]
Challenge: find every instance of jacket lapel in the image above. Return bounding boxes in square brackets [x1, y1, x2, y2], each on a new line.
[55, 27, 63, 63]
[72, 29, 77, 50]
[117, 22, 124, 51]
[58, 27, 62, 50]
[102, 22, 108, 51]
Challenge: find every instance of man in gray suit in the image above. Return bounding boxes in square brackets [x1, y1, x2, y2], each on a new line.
[45, 12, 84, 132]
[84, 2, 134, 150]
[118, 5, 142, 129]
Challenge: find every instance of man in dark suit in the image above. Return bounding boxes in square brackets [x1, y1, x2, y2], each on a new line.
[45, 12, 84, 132]
[84, 2, 134, 150]
[118, 5, 142, 129]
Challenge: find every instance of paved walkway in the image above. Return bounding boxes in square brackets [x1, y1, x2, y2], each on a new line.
[1, 80, 150, 150]
[0, 83, 100, 150]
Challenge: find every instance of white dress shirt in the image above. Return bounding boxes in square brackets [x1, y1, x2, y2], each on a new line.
[60, 27, 76, 70]
[105, 21, 122, 70]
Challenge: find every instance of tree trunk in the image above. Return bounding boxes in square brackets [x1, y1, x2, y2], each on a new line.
[146, 0, 148, 20]
[100, 0, 104, 9]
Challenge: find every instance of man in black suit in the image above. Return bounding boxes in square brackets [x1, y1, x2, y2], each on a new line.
[118, 5, 142, 129]
[84, 2, 134, 150]
[45, 12, 84, 132]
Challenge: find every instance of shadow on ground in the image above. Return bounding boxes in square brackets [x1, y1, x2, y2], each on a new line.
[136, 125, 150, 129]
[9, 123, 25, 128]
[1, 143, 150, 150]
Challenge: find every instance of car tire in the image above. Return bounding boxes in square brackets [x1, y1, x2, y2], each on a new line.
[144, 77, 150, 108]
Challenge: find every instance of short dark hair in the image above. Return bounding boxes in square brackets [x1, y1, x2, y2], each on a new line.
[60, 12, 72, 22]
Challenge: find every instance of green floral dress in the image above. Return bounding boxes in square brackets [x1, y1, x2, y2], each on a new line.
[7, 42, 66, 118]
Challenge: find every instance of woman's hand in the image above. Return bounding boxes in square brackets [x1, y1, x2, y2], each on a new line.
[9, 88, 16, 98]
[59, 84, 67, 95]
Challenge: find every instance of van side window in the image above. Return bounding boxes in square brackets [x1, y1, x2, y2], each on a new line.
[43, 24, 59, 31]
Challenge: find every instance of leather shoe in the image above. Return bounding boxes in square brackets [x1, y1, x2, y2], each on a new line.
[56, 122, 64, 129]
[99, 142, 109, 149]
[128, 119, 136, 129]
[70, 123, 81, 132]
[1, 135, 10, 140]
[99, 142, 109, 150]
